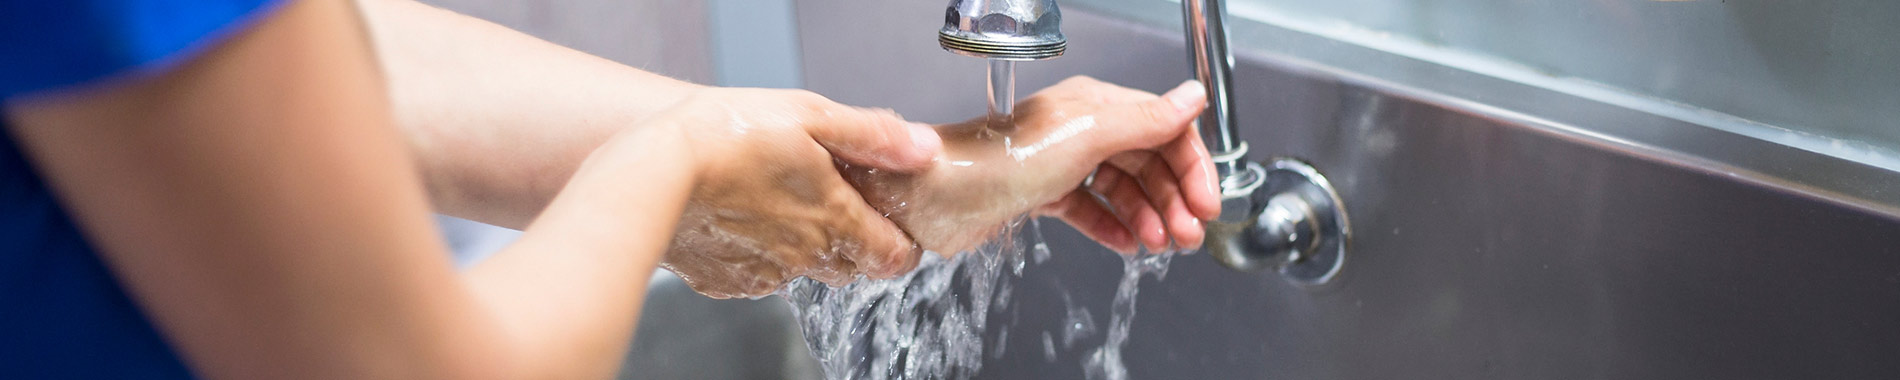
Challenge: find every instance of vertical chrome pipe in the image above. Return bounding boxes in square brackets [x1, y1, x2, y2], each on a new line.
[1181, 0, 1245, 182]
[1180, 0, 1351, 280]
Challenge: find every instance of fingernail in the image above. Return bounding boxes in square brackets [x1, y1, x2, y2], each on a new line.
[1166, 80, 1206, 114]
[908, 123, 943, 161]
[1203, 160, 1221, 199]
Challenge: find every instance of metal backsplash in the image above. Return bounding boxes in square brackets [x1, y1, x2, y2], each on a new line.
[1084, 0, 1900, 173]
[794, 1, 1900, 378]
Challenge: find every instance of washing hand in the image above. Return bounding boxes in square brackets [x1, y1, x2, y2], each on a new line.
[846, 77, 1220, 255]
[651, 88, 941, 298]
[649, 77, 1210, 298]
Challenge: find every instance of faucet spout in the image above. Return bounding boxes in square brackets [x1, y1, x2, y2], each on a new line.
[939, 0, 1066, 61]
[940, 0, 1063, 129]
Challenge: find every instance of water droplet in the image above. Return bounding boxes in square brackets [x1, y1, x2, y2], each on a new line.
[779, 217, 1175, 380]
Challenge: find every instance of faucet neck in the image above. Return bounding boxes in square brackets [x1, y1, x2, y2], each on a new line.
[1181, 0, 1248, 188]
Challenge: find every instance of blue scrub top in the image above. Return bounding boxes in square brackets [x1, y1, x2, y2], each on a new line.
[0, 0, 283, 377]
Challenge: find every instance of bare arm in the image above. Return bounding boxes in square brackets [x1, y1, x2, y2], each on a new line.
[4, 0, 687, 377]
[355, 0, 706, 229]
[349, 0, 1210, 259]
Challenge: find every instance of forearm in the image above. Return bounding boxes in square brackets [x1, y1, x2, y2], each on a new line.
[465, 124, 695, 379]
[356, 0, 705, 228]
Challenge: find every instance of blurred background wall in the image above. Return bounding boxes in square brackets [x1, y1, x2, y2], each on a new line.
[417, 0, 715, 84]
[418, 0, 807, 264]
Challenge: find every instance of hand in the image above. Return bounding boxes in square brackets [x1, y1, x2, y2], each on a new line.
[649, 88, 943, 298]
[845, 76, 1219, 255]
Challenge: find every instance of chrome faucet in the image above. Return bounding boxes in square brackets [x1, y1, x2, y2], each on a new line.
[938, 0, 1065, 61]
[1182, 0, 1246, 185]
[1181, 0, 1349, 283]
[938, 0, 1348, 283]
[939, 0, 1065, 119]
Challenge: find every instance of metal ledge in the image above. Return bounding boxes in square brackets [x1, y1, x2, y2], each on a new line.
[1070, 0, 1900, 220]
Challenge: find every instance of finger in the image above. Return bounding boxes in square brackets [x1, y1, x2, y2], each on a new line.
[1049, 76, 1168, 106]
[1041, 188, 1138, 254]
[1089, 165, 1169, 253]
[1085, 80, 1166, 105]
[1109, 152, 1205, 250]
[847, 215, 922, 280]
[1085, 79, 1218, 218]
[1085, 80, 1206, 157]
[824, 176, 923, 279]
[1096, 85, 1220, 220]
[1164, 118, 1222, 219]
[1043, 76, 1121, 100]
[799, 243, 861, 287]
[793, 93, 943, 172]
[1051, 76, 1146, 101]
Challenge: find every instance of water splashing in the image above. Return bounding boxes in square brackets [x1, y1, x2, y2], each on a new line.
[1083, 253, 1173, 380]
[779, 217, 1028, 380]
[781, 218, 1178, 379]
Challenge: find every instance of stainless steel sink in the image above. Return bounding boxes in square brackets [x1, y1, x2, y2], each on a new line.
[619, 272, 821, 380]
[791, 1, 1900, 379]
[431, 0, 1900, 377]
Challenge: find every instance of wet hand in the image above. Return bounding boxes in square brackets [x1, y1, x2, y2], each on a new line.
[654, 88, 942, 298]
[847, 76, 1218, 255]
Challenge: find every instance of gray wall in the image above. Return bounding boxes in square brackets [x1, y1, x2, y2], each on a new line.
[416, 0, 806, 89]
[414, 0, 808, 264]
[706, 0, 804, 88]
[419, 0, 715, 84]
[415, 0, 717, 265]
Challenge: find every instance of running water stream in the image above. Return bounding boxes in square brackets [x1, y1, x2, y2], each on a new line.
[780, 218, 1176, 380]
[779, 60, 1177, 379]
[987, 59, 1015, 125]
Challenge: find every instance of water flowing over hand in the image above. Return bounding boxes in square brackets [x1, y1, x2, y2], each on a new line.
[846, 76, 1219, 255]
[654, 88, 943, 298]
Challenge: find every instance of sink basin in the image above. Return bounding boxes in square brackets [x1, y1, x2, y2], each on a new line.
[791, 1, 1900, 378]
[619, 272, 822, 380]
[438, 216, 822, 380]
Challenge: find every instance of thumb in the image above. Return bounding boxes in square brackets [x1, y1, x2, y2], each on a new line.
[831, 184, 924, 279]
[1090, 80, 1207, 155]
[803, 105, 944, 172]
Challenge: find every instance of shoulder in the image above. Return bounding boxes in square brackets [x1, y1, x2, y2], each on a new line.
[0, 0, 287, 99]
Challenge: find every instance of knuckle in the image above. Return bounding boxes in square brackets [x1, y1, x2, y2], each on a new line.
[1140, 100, 1175, 124]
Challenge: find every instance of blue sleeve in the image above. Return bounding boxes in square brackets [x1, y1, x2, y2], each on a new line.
[0, 0, 285, 99]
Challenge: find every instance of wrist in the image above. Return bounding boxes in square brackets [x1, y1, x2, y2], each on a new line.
[533, 121, 698, 239]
